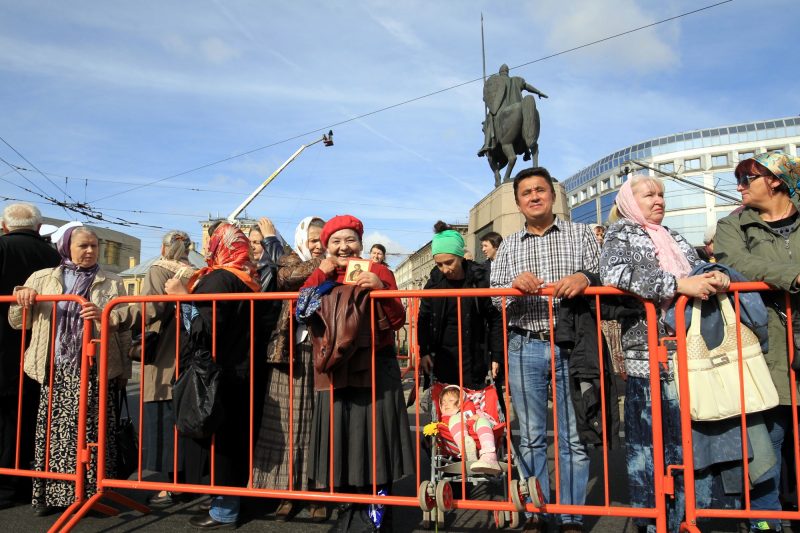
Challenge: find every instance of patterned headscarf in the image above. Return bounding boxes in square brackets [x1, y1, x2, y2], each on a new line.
[187, 223, 259, 292]
[616, 178, 692, 279]
[55, 224, 100, 370]
[749, 152, 800, 197]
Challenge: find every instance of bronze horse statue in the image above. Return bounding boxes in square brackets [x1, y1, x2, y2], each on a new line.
[478, 65, 547, 187]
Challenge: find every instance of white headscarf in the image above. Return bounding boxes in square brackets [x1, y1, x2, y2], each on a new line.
[293, 216, 322, 261]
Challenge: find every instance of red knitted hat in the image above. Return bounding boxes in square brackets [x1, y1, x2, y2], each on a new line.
[320, 214, 364, 247]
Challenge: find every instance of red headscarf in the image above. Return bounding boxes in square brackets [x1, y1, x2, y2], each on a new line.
[320, 214, 364, 247]
[187, 223, 260, 292]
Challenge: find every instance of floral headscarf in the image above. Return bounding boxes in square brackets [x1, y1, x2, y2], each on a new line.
[749, 152, 800, 197]
[187, 223, 259, 292]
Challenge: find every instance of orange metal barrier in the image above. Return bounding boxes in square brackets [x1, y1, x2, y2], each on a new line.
[671, 282, 800, 532]
[0, 294, 99, 533]
[56, 287, 674, 531]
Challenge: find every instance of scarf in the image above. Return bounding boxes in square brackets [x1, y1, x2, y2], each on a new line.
[293, 216, 321, 262]
[55, 224, 100, 370]
[616, 180, 691, 279]
[187, 223, 259, 293]
[431, 229, 465, 257]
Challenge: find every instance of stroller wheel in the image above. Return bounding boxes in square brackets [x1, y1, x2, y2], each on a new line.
[493, 509, 506, 529]
[418, 480, 435, 511]
[509, 511, 521, 529]
[509, 479, 525, 512]
[527, 476, 544, 508]
[435, 480, 453, 511]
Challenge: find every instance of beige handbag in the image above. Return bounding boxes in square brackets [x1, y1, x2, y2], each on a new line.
[675, 294, 779, 421]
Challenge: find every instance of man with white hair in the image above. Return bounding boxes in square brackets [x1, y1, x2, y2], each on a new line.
[0, 203, 60, 508]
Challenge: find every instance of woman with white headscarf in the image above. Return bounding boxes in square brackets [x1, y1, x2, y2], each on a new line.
[252, 216, 327, 522]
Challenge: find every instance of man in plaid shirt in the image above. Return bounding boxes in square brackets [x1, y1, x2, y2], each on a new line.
[490, 167, 600, 533]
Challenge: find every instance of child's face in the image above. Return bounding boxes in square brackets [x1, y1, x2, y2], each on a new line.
[440, 394, 459, 416]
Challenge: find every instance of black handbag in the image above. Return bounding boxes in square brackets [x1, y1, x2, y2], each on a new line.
[172, 348, 224, 439]
[129, 330, 160, 365]
[115, 390, 139, 480]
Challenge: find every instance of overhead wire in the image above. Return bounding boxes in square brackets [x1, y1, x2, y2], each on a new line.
[0, 135, 74, 201]
[89, 0, 734, 204]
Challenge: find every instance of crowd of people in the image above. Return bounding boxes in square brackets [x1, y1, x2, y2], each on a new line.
[0, 150, 798, 532]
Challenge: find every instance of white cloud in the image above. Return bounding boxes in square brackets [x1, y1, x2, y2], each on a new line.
[200, 37, 240, 64]
[370, 15, 425, 50]
[532, 0, 679, 73]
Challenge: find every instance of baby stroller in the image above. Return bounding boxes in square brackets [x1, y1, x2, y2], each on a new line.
[417, 380, 543, 529]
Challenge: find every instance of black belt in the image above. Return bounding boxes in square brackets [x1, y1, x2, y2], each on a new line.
[508, 326, 550, 341]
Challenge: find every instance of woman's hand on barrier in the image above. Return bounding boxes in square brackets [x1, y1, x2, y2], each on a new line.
[355, 271, 385, 290]
[420, 355, 433, 374]
[491, 361, 499, 379]
[13, 287, 38, 308]
[512, 272, 545, 294]
[79, 302, 102, 322]
[677, 273, 718, 300]
[707, 271, 730, 291]
[164, 278, 188, 295]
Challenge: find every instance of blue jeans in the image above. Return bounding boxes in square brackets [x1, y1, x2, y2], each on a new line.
[209, 495, 239, 524]
[749, 406, 793, 531]
[506, 333, 589, 525]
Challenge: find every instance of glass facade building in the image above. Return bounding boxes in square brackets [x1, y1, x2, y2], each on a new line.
[563, 117, 800, 245]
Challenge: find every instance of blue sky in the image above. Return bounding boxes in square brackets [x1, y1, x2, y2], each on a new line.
[1, 0, 798, 264]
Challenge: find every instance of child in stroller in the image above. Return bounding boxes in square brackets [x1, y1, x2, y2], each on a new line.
[439, 384, 501, 476]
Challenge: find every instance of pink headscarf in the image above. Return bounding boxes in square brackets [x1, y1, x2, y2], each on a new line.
[616, 178, 692, 279]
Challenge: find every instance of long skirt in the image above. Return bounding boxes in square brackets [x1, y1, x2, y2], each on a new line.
[32, 366, 117, 508]
[252, 341, 315, 491]
[308, 348, 414, 489]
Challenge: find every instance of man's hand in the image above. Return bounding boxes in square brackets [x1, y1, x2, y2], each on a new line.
[491, 361, 499, 379]
[79, 302, 102, 322]
[551, 273, 590, 299]
[512, 272, 545, 294]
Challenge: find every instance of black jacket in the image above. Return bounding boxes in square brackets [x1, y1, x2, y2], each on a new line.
[555, 296, 631, 448]
[418, 260, 502, 388]
[0, 230, 60, 395]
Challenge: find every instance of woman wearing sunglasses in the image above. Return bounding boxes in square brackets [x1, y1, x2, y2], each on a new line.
[715, 151, 800, 533]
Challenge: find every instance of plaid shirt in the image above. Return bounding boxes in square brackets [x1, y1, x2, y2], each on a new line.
[490, 218, 600, 332]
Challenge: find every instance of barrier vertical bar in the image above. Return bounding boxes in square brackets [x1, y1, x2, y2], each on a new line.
[137, 301, 145, 482]
[786, 292, 800, 515]
[548, 294, 560, 506]
[13, 307, 27, 469]
[248, 300, 254, 489]
[210, 300, 216, 487]
[288, 298, 295, 492]
[456, 296, 466, 501]
[173, 301, 180, 485]
[644, 301, 667, 533]
[595, 295, 611, 507]
[733, 291, 751, 511]
[371, 298, 377, 497]
[501, 297, 513, 508]
[45, 304, 58, 474]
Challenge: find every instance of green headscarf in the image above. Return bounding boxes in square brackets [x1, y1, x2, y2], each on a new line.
[431, 229, 465, 257]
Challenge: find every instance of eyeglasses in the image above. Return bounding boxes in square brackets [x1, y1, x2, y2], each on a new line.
[736, 174, 769, 187]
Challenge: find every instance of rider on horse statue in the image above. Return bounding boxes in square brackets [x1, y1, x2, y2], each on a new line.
[478, 64, 549, 187]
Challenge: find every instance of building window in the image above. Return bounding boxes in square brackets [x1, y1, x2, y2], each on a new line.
[684, 158, 701, 170]
[589, 185, 597, 197]
[571, 194, 578, 206]
[738, 151, 754, 161]
[579, 190, 587, 201]
[659, 162, 675, 173]
[601, 178, 611, 192]
[711, 154, 728, 167]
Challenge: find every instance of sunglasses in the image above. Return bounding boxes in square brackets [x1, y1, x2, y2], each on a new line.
[736, 174, 770, 186]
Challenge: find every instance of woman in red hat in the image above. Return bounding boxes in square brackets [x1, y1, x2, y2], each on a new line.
[302, 215, 414, 530]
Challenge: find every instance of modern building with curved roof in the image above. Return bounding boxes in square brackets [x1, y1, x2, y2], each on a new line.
[563, 116, 800, 244]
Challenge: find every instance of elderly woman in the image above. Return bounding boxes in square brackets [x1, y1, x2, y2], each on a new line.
[600, 175, 729, 533]
[9, 225, 131, 515]
[136, 230, 195, 507]
[715, 152, 800, 533]
[165, 222, 259, 530]
[418, 221, 502, 390]
[302, 215, 413, 530]
[253, 216, 327, 522]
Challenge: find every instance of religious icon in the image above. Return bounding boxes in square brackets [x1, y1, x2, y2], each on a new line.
[344, 258, 372, 285]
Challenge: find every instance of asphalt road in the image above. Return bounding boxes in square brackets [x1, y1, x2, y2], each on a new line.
[0, 381, 760, 532]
